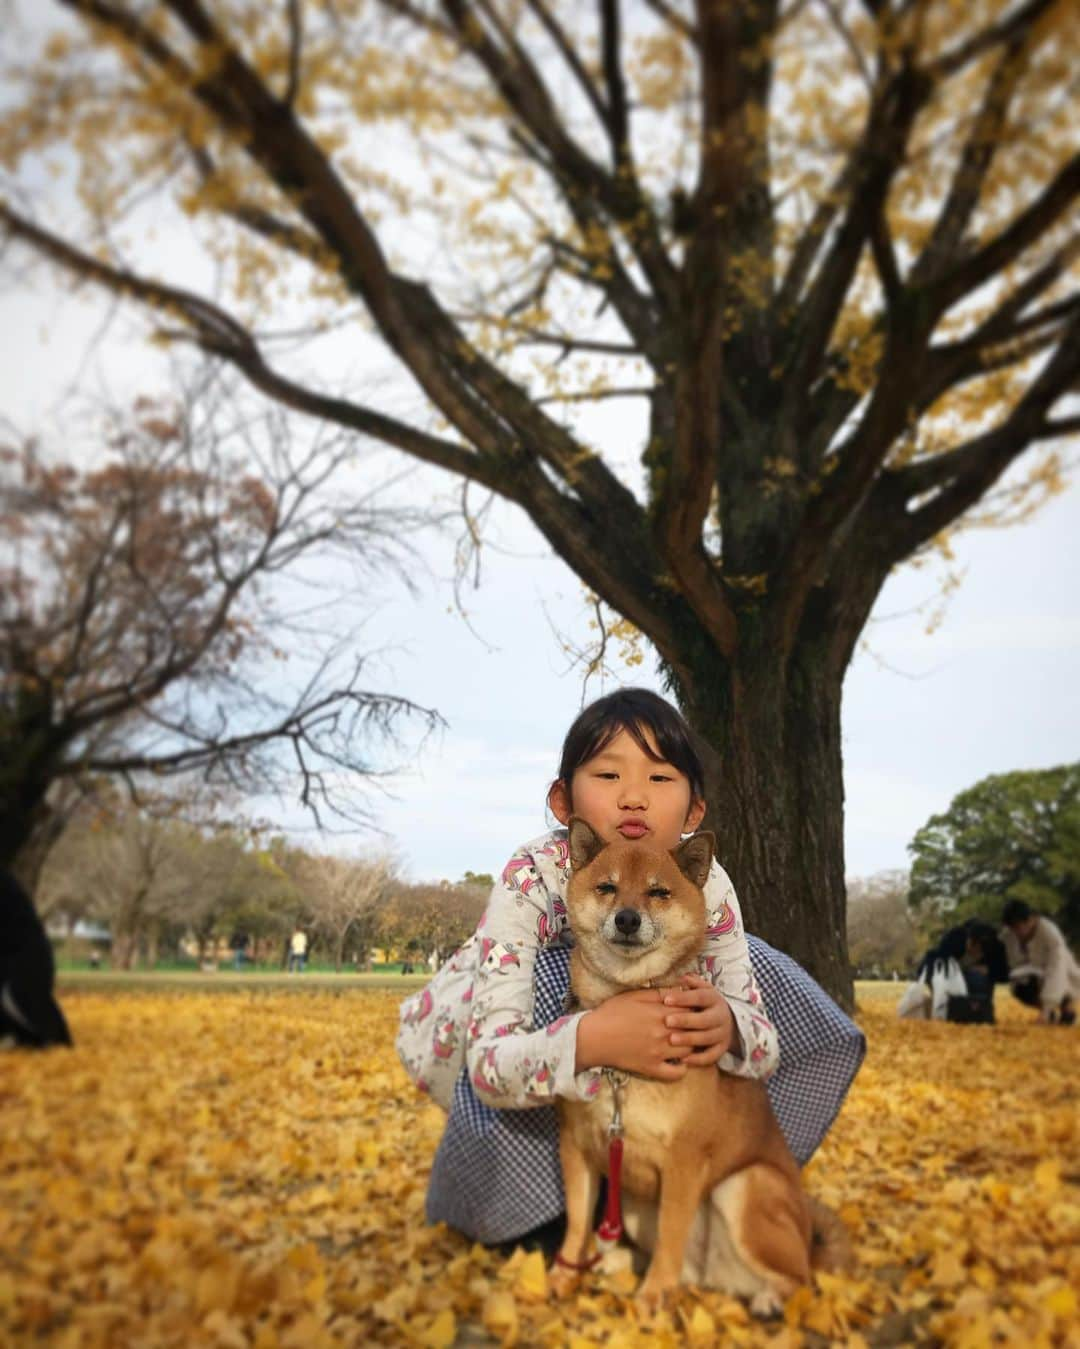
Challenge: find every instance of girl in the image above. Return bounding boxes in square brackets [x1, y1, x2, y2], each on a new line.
[398, 688, 864, 1250]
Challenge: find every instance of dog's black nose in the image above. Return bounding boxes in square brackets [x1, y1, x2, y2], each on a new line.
[614, 908, 641, 936]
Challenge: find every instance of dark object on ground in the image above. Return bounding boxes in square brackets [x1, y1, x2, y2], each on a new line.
[1, 871, 73, 1048]
[946, 994, 994, 1024]
[1011, 976, 1041, 1008]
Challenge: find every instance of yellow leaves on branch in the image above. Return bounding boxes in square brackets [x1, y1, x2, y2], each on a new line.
[1, 985, 1077, 1346]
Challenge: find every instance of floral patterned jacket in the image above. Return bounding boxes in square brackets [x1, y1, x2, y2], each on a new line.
[453, 828, 779, 1110]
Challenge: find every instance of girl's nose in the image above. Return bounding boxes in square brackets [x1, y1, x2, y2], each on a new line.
[618, 782, 647, 808]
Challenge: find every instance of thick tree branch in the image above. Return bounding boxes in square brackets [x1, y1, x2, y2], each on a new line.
[892, 310, 1080, 556]
[911, 20, 1037, 286]
[776, 157, 857, 314]
[0, 202, 499, 490]
[1035, 415, 1080, 440]
[912, 294, 1080, 418]
[782, 63, 930, 416]
[927, 0, 1059, 81]
[185, 140, 327, 262]
[599, 0, 630, 167]
[61, 0, 654, 528]
[926, 152, 1080, 317]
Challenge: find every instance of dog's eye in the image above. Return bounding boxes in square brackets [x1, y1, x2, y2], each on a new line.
[596, 882, 617, 896]
[647, 887, 671, 900]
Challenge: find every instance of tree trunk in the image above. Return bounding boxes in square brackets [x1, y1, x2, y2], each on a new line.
[111, 931, 137, 970]
[678, 637, 853, 1010]
[5, 793, 64, 898]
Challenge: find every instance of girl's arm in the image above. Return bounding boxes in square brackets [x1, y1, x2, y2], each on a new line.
[691, 864, 779, 1079]
[464, 843, 602, 1109]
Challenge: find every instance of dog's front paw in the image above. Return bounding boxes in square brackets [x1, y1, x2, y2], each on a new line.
[749, 1286, 785, 1319]
[635, 1273, 675, 1313]
[549, 1252, 591, 1300]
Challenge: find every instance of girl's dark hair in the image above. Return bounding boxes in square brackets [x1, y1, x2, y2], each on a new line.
[555, 688, 707, 802]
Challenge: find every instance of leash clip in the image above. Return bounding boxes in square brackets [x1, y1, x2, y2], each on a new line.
[603, 1068, 628, 1138]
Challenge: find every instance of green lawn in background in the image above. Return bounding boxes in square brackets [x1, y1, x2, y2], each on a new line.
[56, 969, 433, 993]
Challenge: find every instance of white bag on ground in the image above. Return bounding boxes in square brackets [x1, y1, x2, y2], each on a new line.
[897, 980, 931, 1019]
[929, 958, 967, 1020]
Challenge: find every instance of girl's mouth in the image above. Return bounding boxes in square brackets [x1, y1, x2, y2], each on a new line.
[617, 820, 649, 839]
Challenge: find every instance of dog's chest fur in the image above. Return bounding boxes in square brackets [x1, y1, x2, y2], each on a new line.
[564, 1069, 724, 1201]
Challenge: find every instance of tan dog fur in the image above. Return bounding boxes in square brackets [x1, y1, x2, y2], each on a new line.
[554, 819, 841, 1312]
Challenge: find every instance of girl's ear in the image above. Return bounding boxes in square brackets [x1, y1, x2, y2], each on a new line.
[685, 796, 707, 833]
[548, 779, 571, 825]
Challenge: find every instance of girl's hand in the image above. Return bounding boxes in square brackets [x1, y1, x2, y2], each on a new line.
[575, 990, 692, 1081]
[662, 974, 737, 1066]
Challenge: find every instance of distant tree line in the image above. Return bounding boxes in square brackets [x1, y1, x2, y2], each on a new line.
[36, 800, 488, 971]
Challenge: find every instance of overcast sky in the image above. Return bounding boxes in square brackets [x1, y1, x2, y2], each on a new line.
[3, 228, 1078, 891]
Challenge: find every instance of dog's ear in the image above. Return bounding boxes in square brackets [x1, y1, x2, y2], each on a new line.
[567, 817, 606, 871]
[672, 831, 715, 891]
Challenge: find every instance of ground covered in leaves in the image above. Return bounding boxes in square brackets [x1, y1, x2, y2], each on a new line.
[1, 984, 1077, 1347]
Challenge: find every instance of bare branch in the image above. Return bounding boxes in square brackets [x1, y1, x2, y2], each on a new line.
[523, 0, 610, 128]
[284, 0, 303, 108]
[816, 0, 874, 90]
[535, 384, 654, 406]
[437, 0, 679, 312]
[642, 0, 698, 44]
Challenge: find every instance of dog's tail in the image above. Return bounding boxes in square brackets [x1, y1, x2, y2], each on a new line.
[807, 1196, 854, 1273]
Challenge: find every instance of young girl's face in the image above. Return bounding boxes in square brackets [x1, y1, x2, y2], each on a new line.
[548, 725, 706, 853]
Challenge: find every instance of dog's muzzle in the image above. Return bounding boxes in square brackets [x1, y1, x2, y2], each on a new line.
[604, 907, 657, 949]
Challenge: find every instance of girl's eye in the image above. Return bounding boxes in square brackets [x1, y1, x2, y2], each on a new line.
[596, 772, 618, 780]
[647, 887, 671, 900]
[596, 882, 617, 896]
[650, 774, 673, 783]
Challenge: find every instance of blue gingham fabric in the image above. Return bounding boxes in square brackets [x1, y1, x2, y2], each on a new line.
[425, 936, 866, 1244]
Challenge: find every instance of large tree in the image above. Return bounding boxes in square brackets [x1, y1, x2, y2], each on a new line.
[908, 763, 1080, 943]
[2, 0, 1078, 1002]
[0, 383, 438, 891]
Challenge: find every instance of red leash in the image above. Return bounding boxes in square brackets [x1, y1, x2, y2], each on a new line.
[596, 1132, 624, 1245]
[596, 1069, 627, 1247]
[553, 1070, 627, 1270]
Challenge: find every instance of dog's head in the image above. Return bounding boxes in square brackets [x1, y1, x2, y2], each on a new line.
[565, 818, 715, 987]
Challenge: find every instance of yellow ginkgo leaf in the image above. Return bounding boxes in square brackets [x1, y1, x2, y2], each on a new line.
[512, 1249, 548, 1303]
[417, 1308, 456, 1348]
[482, 1289, 519, 1346]
[1032, 1159, 1060, 1196]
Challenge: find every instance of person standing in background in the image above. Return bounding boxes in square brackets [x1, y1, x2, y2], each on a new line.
[288, 927, 308, 974]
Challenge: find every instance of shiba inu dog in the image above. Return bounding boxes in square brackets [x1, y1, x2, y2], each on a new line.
[553, 819, 847, 1311]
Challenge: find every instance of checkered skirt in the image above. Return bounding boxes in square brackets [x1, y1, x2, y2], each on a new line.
[425, 937, 866, 1244]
